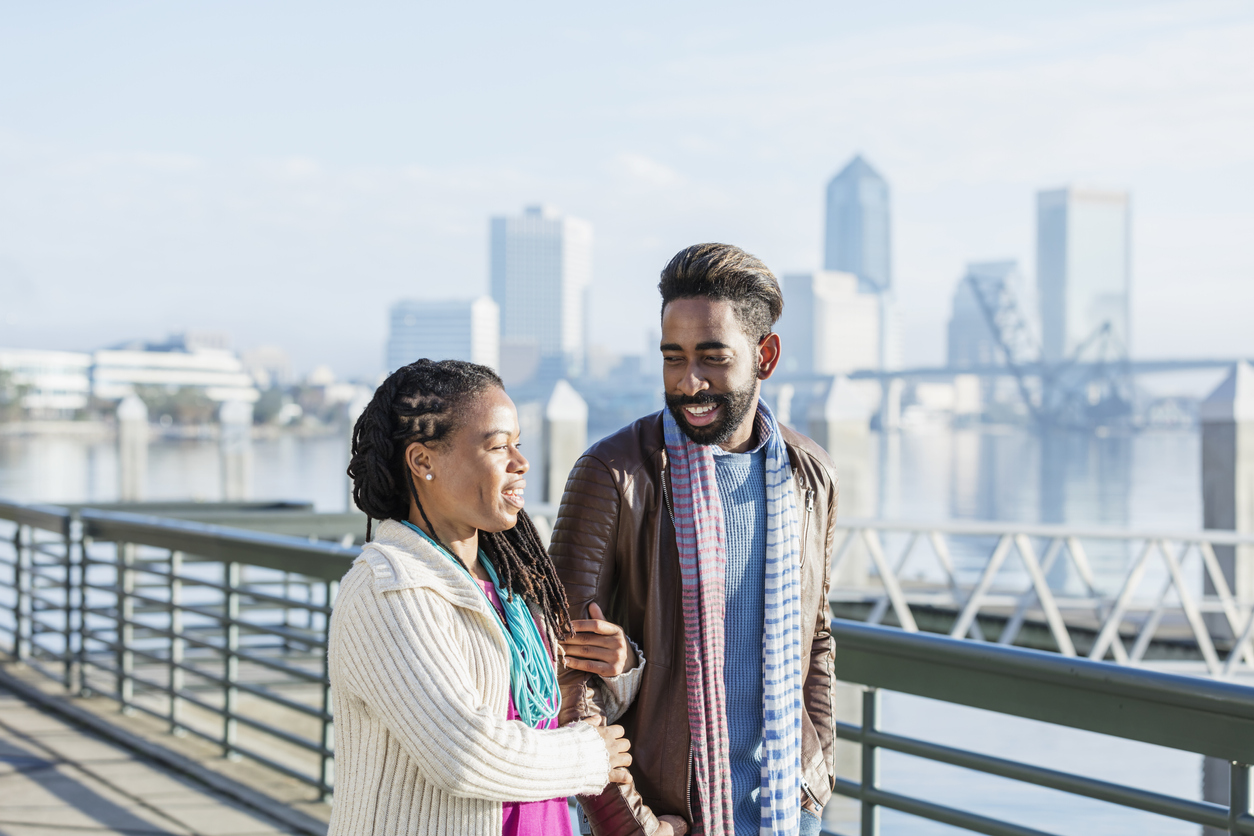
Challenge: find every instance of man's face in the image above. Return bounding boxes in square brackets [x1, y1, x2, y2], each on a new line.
[660, 297, 778, 448]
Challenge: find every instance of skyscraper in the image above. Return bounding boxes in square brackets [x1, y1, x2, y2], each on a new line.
[386, 296, 500, 372]
[1036, 188, 1131, 364]
[490, 205, 592, 377]
[824, 155, 891, 294]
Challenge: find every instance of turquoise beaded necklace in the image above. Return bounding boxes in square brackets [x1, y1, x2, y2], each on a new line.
[401, 520, 560, 728]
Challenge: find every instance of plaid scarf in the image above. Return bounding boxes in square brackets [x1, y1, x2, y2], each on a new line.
[664, 400, 804, 836]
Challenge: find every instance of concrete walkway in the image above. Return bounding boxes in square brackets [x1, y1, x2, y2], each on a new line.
[0, 684, 306, 836]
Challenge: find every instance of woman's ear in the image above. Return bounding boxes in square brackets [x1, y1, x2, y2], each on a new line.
[404, 441, 433, 482]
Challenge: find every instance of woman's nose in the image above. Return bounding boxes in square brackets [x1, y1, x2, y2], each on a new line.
[512, 449, 529, 474]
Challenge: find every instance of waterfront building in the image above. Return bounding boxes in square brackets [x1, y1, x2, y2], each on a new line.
[92, 335, 258, 403]
[0, 349, 93, 417]
[1036, 188, 1131, 364]
[824, 155, 891, 294]
[947, 261, 1028, 369]
[386, 296, 500, 372]
[776, 271, 882, 375]
[490, 205, 592, 378]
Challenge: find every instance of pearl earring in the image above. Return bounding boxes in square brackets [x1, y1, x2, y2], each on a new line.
[425, 473, 433, 481]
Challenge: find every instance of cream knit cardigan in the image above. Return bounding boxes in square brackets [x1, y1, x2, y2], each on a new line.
[327, 520, 611, 836]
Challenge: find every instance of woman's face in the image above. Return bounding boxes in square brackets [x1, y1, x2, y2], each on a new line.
[406, 386, 529, 538]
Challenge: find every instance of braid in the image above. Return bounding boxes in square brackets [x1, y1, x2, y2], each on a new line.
[480, 511, 573, 640]
[345, 358, 571, 637]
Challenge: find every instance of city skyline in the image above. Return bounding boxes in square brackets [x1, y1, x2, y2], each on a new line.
[0, 2, 1250, 379]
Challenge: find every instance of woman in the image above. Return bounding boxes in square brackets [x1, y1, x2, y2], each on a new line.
[328, 359, 635, 836]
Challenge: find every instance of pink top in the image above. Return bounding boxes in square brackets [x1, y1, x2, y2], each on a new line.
[476, 579, 574, 836]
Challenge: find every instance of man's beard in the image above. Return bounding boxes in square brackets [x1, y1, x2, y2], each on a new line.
[665, 384, 758, 446]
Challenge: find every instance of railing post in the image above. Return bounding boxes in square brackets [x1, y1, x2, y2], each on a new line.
[12, 524, 26, 661]
[318, 578, 337, 800]
[77, 534, 91, 696]
[63, 514, 76, 690]
[117, 542, 134, 713]
[169, 550, 184, 734]
[1232, 762, 1251, 835]
[223, 561, 240, 759]
[861, 687, 880, 836]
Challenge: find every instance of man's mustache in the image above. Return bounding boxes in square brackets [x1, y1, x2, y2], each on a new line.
[665, 392, 731, 408]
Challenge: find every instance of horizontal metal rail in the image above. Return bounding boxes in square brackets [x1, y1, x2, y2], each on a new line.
[831, 619, 1254, 835]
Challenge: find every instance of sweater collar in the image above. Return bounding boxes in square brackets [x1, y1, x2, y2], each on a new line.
[357, 519, 492, 615]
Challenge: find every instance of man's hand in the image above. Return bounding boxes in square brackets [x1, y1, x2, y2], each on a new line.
[656, 815, 689, 835]
[581, 715, 633, 784]
[561, 602, 638, 678]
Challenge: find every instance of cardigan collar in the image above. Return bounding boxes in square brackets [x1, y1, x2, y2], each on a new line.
[356, 518, 494, 617]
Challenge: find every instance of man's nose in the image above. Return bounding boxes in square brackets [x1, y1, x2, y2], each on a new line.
[677, 366, 708, 397]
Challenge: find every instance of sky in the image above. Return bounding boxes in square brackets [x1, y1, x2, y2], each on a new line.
[1, 0, 1251, 379]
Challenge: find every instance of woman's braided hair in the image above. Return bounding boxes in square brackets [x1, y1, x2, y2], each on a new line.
[346, 358, 572, 639]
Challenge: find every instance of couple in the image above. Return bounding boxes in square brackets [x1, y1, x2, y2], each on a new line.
[327, 244, 839, 836]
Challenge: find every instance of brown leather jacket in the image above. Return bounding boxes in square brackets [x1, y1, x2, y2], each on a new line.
[551, 411, 839, 836]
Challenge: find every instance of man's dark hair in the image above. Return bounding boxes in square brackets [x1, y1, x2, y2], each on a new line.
[658, 243, 784, 340]
[346, 358, 571, 638]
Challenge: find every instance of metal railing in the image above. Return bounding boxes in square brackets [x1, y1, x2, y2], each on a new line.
[0, 500, 356, 798]
[825, 619, 1254, 836]
[830, 519, 1254, 677]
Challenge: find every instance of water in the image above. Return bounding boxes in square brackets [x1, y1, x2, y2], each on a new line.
[0, 423, 1213, 834]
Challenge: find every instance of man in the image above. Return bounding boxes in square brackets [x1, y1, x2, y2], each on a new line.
[553, 243, 838, 836]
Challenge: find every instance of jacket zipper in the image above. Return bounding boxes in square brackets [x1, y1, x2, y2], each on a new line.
[662, 464, 676, 525]
[798, 485, 815, 565]
[686, 744, 694, 821]
[801, 777, 823, 813]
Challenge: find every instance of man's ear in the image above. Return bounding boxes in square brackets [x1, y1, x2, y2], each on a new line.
[757, 333, 782, 380]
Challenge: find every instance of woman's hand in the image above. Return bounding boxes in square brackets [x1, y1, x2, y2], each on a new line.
[582, 715, 633, 783]
[656, 815, 689, 835]
[562, 602, 638, 678]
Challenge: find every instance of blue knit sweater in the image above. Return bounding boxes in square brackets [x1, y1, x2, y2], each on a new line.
[711, 442, 767, 836]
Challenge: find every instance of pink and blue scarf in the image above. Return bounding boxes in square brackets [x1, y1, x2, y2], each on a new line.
[664, 400, 804, 836]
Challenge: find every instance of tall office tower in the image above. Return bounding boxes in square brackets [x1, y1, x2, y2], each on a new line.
[776, 271, 882, 375]
[490, 205, 593, 378]
[947, 261, 1026, 369]
[386, 296, 500, 372]
[1036, 188, 1131, 364]
[824, 155, 891, 294]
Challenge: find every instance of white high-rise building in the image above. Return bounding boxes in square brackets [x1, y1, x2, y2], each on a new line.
[386, 296, 500, 372]
[776, 271, 882, 375]
[1036, 188, 1131, 364]
[490, 205, 592, 377]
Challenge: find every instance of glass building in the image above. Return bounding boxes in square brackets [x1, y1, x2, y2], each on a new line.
[489, 205, 592, 377]
[1036, 188, 1130, 364]
[824, 155, 891, 294]
[386, 296, 500, 372]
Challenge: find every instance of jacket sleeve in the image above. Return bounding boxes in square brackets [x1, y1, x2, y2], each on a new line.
[805, 470, 839, 803]
[335, 582, 611, 802]
[552, 455, 662, 836]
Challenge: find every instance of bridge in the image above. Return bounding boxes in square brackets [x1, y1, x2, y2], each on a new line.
[2, 499, 1252, 834]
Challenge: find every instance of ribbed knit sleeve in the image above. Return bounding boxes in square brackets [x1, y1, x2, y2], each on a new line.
[335, 574, 612, 803]
[599, 635, 645, 724]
